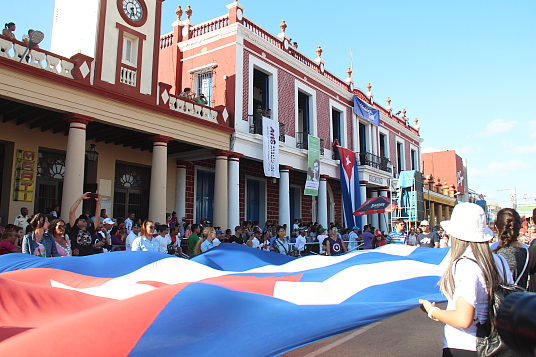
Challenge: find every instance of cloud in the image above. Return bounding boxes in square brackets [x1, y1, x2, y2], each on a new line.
[513, 143, 536, 154]
[455, 145, 479, 157]
[469, 160, 530, 181]
[469, 119, 518, 138]
[530, 120, 536, 139]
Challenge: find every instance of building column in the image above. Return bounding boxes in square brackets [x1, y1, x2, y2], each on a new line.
[61, 114, 94, 219]
[228, 152, 243, 230]
[317, 175, 329, 229]
[212, 150, 229, 229]
[437, 204, 443, 227]
[370, 189, 379, 231]
[445, 206, 452, 220]
[279, 165, 292, 236]
[148, 135, 172, 223]
[429, 201, 436, 227]
[379, 187, 389, 232]
[359, 181, 368, 227]
[175, 160, 187, 221]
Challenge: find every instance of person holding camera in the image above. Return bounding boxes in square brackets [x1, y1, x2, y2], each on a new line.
[68, 192, 102, 256]
[419, 203, 513, 357]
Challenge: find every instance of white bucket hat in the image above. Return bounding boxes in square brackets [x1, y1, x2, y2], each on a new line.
[440, 202, 493, 242]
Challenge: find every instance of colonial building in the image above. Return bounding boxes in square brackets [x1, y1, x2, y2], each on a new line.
[0, 0, 423, 232]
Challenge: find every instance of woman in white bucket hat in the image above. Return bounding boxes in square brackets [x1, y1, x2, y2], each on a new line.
[419, 203, 513, 357]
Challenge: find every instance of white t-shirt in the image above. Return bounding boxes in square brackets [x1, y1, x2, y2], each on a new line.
[155, 234, 172, 254]
[250, 237, 260, 249]
[295, 234, 306, 252]
[442, 248, 513, 351]
[125, 232, 139, 251]
[317, 234, 328, 254]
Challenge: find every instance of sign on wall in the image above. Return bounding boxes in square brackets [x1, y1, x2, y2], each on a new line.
[262, 117, 280, 178]
[304, 135, 320, 196]
[13, 150, 36, 202]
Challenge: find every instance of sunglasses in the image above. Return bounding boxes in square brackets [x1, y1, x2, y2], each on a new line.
[57, 225, 65, 229]
[332, 229, 339, 232]
[148, 226, 155, 230]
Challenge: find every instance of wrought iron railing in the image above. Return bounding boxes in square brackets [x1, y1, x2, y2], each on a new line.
[248, 115, 285, 142]
[358, 152, 392, 173]
[296, 132, 308, 150]
[279, 122, 285, 142]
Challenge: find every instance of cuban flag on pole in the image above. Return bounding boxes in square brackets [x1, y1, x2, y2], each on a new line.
[337, 146, 362, 229]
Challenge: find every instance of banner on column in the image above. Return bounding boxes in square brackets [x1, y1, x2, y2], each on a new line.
[304, 135, 320, 196]
[262, 117, 280, 178]
[337, 146, 362, 229]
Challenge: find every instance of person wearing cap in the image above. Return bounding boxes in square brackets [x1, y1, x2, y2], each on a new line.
[419, 203, 513, 356]
[247, 230, 261, 249]
[125, 223, 141, 251]
[416, 220, 440, 248]
[348, 226, 359, 251]
[386, 219, 407, 245]
[294, 228, 307, 255]
[95, 217, 115, 253]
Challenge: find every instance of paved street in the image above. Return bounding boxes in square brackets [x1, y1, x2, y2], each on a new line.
[281, 303, 447, 357]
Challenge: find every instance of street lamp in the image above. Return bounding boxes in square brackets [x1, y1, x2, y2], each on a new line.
[85, 144, 99, 162]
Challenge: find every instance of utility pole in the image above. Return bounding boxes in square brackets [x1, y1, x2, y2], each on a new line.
[498, 187, 517, 209]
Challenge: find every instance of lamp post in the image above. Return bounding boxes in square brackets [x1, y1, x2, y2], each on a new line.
[85, 144, 99, 162]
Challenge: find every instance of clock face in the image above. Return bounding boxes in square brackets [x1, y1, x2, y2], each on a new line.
[123, 0, 143, 21]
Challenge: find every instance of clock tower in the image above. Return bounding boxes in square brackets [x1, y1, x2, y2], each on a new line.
[51, 0, 163, 101]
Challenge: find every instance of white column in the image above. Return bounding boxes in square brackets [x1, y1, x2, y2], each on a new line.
[175, 160, 187, 221]
[228, 153, 242, 229]
[61, 114, 92, 219]
[148, 135, 171, 223]
[279, 165, 292, 236]
[370, 190, 379, 231]
[380, 187, 389, 232]
[212, 150, 229, 229]
[359, 181, 368, 227]
[317, 175, 328, 229]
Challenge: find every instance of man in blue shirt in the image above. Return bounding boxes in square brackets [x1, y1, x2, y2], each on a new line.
[386, 219, 407, 245]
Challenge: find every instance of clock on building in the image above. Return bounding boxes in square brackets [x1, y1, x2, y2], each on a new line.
[118, 0, 148, 26]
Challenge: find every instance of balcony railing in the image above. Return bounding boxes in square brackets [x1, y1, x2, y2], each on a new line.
[296, 132, 308, 150]
[358, 152, 392, 173]
[248, 114, 285, 142]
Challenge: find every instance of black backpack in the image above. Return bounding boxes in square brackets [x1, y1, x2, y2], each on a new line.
[458, 256, 525, 356]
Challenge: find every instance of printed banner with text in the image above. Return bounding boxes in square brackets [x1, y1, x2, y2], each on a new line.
[353, 95, 380, 126]
[304, 135, 320, 196]
[262, 117, 280, 178]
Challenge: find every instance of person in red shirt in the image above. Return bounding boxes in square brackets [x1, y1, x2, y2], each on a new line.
[0, 228, 22, 254]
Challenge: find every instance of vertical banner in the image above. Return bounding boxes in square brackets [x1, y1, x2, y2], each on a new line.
[13, 150, 36, 202]
[262, 117, 280, 178]
[304, 135, 320, 196]
[337, 146, 362, 229]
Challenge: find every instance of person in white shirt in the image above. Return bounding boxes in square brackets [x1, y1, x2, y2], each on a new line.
[295, 229, 307, 255]
[247, 230, 261, 249]
[13, 207, 30, 233]
[419, 203, 513, 356]
[155, 225, 172, 254]
[317, 228, 328, 255]
[124, 213, 135, 235]
[125, 224, 141, 251]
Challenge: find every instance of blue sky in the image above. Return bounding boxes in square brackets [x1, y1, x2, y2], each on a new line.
[3, 0, 535, 207]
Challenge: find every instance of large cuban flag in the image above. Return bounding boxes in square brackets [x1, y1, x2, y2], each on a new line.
[337, 146, 362, 229]
[0, 245, 449, 356]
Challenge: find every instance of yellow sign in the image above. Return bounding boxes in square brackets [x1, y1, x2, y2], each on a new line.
[13, 149, 36, 202]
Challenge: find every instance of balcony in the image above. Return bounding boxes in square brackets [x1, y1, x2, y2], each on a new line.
[358, 152, 392, 173]
[296, 132, 308, 150]
[248, 115, 285, 142]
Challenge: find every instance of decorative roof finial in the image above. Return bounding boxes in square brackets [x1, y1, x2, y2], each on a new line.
[366, 82, 371, 92]
[280, 20, 287, 33]
[346, 67, 352, 78]
[414, 118, 420, 130]
[316, 46, 322, 58]
[175, 5, 183, 21]
[185, 5, 192, 20]
[402, 108, 406, 118]
[386, 97, 392, 112]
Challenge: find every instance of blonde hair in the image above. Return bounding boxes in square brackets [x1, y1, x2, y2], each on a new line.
[439, 236, 502, 299]
[194, 227, 215, 256]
